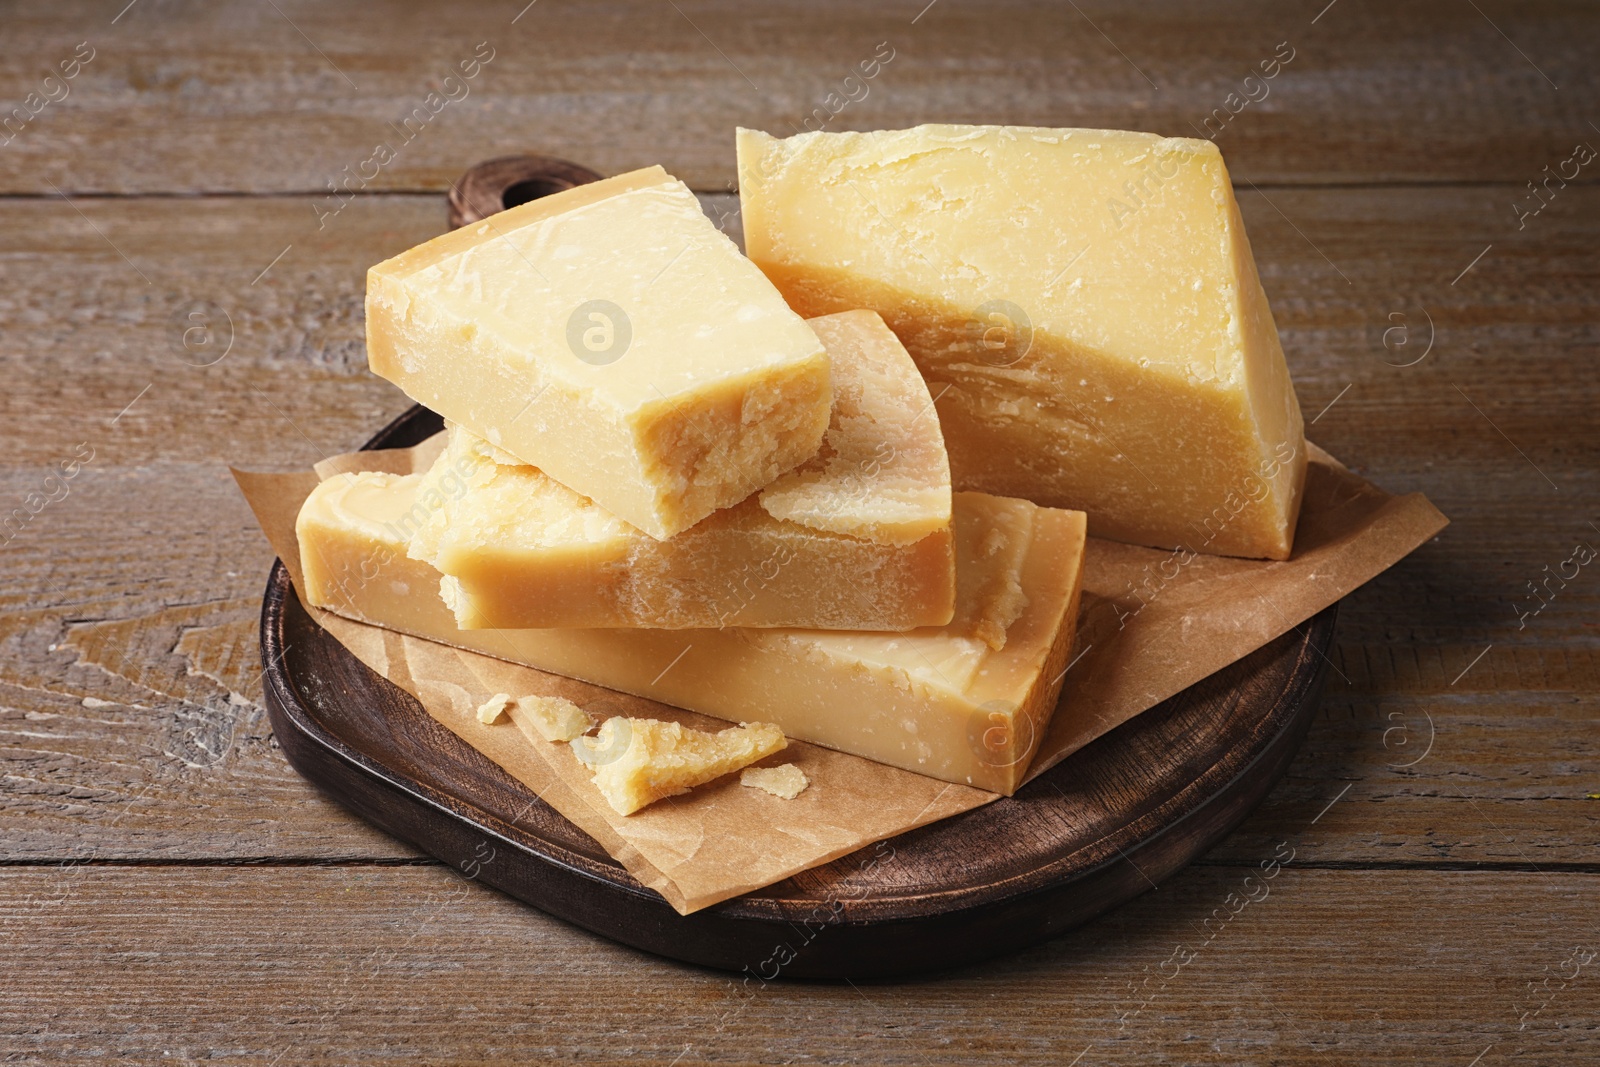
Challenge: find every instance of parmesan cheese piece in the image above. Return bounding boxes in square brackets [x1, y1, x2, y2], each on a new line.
[407, 310, 955, 630]
[757, 312, 951, 545]
[367, 165, 832, 541]
[737, 124, 1307, 559]
[573, 717, 786, 816]
[510, 694, 591, 743]
[296, 473, 1086, 794]
[740, 764, 809, 799]
[475, 692, 511, 724]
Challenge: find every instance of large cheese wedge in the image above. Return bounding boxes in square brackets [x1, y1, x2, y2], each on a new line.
[367, 165, 832, 541]
[737, 124, 1307, 560]
[296, 474, 1086, 794]
[406, 311, 955, 630]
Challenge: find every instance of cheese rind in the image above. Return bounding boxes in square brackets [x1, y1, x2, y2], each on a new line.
[576, 718, 787, 815]
[367, 165, 832, 540]
[737, 124, 1307, 559]
[408, 311, 955, 631]
[295, 471, 1086, 794]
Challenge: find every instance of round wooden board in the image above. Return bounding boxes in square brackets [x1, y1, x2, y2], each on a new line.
[261, 155, 1334, 979]
[261, 404, 1334, 981]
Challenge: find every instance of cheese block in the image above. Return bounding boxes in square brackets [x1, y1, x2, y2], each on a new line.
[574, 718, 787, 815]
[407, 310, 955, 631]
[295, 474, 1087, 794]
[367, 164, 832, 541]
[737, 124, 1307, 560]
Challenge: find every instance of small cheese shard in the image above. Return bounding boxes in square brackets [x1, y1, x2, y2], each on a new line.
[740, 764, 809, 799]
[573, 717, 787, 816]
[296, 471, 1086, 794]
[475, 693, 511, 724]
[366, 165, 832, 540]
[737, 124, 1307, 560]
[511, 694, 591, 743]
[406, 310, 955, 631]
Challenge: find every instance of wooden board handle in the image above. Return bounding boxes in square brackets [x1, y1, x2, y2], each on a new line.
[448, 155, 605, 230]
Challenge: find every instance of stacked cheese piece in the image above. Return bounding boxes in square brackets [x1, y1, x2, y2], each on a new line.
[299, 163, 1090, 800]
[298, 127, 1307, 806]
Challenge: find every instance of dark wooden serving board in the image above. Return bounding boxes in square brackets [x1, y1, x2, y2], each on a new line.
[259, 157, 1335, 981]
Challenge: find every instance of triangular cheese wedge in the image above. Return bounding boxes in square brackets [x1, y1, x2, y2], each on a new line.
[758, 311, 949, 544]
[738, 124, 1307, 559]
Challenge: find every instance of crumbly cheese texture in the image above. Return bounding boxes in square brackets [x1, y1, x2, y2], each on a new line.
[366, 165, 832, 541]
[574, 717, 787, 815]
[737, 124, 1307, 560]
[476, 693, 511, 725]
[510, 694, 591, 743]
[296, 469, 1086, 794]
[758, 311, 951, 544]
[406, 311, 955, 631]
[740, 764, 810, 799]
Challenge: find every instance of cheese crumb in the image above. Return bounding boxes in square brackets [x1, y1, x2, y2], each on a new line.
[740, 764, 810, 800]
[512, 694, 591, 743]
[574, 717, 787, 816]
[475, 693, 511, 724]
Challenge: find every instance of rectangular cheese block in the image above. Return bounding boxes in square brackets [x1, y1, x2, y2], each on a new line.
[737, 124, 1307, 559]
[367, 165, 832, 540]
[296, 475, 1086, 794]
[409, 310, 955, 630]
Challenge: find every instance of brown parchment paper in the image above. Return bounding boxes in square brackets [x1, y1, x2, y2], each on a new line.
[233, 441, 1445, 914]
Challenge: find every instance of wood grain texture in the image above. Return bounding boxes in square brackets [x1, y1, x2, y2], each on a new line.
[0, 185, 1595, 876]
[0, 0, 1595, 194]
[0, 0, 1596, 1052]
[2, 865, 1596, 1064]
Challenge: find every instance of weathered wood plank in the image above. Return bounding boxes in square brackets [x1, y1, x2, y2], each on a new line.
[1, 512, 1594, 866]
[1, 0, 1593, 1047]
[0, 0, 1594, 193]
[1, 866, 1595, 1064]
[0, 187, 1592, 633]
[0, 184, 1595, 864]
[0, 186, 1594, 472]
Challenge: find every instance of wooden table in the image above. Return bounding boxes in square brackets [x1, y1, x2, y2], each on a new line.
[2, 2, 1595, 1062]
